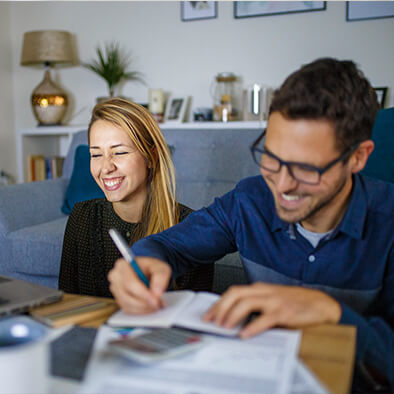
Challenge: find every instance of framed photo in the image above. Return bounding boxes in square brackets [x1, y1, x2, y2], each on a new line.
[234, 1, 326, 19]
[374, 87, 388, 109]
[181, 1, 217, 22]
[346, 1, 394, 22]
[164, 96, 188, 123]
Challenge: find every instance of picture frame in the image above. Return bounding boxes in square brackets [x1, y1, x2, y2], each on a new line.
[181, 1, 217, 22]
[374, 87, 388, 109]
[164, 96, 188, 123]
[346, 1, 394, 22]
[234, 1, 326, 19]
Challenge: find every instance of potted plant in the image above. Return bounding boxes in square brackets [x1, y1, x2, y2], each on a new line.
[84, 41, 144, 102]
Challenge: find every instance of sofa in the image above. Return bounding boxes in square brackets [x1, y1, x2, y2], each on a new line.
[0, 125, 262, 292]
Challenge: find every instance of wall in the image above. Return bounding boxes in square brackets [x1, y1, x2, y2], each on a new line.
[0, 3, 16, 180]
[6, 1, 394, 178]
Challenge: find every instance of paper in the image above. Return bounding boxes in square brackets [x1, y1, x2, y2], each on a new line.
[292, 360, 329, 394]
[108, 291, 241, 336]
[80, 326, 302, 394]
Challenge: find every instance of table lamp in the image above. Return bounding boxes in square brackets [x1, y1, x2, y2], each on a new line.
[21, 30, 74, 126]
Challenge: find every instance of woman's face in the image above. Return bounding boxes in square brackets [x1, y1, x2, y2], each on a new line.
[89, 119, 149, 206]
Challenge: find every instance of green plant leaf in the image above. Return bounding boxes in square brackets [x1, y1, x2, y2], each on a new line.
[83, 41, 145, 97]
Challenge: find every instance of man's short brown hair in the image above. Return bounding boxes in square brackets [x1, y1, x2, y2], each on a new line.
[270, 58, 379, 152]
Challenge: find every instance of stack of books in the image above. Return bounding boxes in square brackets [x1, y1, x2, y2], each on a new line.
[28, 155, 65, 182]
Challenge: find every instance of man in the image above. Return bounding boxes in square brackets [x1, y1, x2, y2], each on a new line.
[108, 58, 393, 390]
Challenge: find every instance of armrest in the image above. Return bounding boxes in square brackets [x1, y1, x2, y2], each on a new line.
[0, 178, 69, 234]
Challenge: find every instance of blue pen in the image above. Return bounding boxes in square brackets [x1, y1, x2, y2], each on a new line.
[108, 228, 150, 287]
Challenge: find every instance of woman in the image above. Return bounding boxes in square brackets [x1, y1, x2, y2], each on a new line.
[59, 98, 214, 297]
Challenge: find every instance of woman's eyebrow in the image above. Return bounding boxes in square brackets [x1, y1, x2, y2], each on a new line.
[89, 144, 129, 150]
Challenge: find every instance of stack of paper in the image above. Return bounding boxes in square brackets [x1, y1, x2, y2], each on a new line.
[79, 290, 329, 394]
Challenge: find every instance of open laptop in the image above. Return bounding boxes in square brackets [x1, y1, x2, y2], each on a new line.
[0, 275, 63, 316]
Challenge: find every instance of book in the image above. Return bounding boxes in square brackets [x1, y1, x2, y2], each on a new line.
[26, 155, 65, 182]
[107, 290, 242, 337]
[30, 294, 118, 328]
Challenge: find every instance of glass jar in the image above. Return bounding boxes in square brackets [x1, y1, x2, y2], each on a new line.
[212, 72, 239, 122]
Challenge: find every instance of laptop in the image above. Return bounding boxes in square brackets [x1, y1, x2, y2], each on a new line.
[0, 275, 63, 316]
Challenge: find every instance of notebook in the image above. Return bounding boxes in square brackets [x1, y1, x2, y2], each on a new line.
[107, 290, 242, 337]
[0, 275, 63, 316]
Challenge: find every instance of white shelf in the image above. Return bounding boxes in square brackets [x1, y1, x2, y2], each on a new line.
[17, 125, 86, 136]
[160, 121, 266, 130]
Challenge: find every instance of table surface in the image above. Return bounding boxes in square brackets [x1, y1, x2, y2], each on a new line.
[40, 294, 356, 394]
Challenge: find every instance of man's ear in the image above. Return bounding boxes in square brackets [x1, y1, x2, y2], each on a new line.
[350, 140, 374, 174]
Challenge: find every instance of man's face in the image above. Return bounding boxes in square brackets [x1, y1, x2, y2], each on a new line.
[262, 112, 354, 231]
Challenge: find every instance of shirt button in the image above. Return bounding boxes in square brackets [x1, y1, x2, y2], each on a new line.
[308, 255, 316, 263]
[126, 231, 131, 238]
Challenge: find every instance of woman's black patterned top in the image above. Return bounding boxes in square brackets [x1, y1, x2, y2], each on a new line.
[58, 199, 214, 297]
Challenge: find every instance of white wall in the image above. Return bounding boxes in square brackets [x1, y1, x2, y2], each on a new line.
[0, 3, 16, 180]
[6, 1, 394, 178]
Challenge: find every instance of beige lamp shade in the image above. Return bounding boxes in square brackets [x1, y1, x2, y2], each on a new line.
[21, 30, 73, 65]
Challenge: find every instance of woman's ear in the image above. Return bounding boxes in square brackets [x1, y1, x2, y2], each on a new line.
[351, 140, 374, 174]
[146, 146, 158, 170]
[151, 146, 158, 167]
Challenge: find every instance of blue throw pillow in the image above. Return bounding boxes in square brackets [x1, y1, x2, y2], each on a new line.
[61, 145, 105, 215]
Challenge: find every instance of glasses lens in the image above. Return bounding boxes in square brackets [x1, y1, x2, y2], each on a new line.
[260, 152, 280, 172]
[291, 164, 320, 184]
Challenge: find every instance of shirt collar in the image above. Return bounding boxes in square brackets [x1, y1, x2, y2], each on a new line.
[269, 174, 368, 239]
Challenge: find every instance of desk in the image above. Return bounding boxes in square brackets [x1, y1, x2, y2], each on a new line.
[38, 295, 356, 394]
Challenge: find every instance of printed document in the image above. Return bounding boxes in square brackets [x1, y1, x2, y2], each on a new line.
[80, 325, 303, 394]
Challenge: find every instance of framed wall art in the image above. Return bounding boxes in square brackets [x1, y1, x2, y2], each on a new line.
[374, 87, 388, 108]
[181, 1, 217, 22]
[164, 96, 188, 123]
[346, 1, 394, 22]
[234, 1, 326, 19]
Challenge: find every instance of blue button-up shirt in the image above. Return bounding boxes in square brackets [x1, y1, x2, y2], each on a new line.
[133, 174, 394, 387]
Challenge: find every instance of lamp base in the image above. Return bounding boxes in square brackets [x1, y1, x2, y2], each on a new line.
[31, 70, 68, 125]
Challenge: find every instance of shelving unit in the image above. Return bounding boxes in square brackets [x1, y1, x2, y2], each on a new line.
[16, 121, 266, 183]
[16, 125, 85, 183]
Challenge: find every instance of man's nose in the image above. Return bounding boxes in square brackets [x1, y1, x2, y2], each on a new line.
[275, 165, 298, 193]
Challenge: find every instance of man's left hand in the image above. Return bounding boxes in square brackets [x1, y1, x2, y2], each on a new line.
[203, 283, 342, 338]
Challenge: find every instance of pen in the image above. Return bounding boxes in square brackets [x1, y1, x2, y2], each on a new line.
[108, 228, 150, 287]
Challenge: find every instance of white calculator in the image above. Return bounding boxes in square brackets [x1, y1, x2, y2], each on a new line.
[108, 327, 206, 364]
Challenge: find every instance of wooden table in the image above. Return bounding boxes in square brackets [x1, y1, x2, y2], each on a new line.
[32, 294, 356, 394]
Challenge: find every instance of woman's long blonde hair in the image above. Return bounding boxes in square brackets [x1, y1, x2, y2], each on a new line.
[88, 98, 179, 240]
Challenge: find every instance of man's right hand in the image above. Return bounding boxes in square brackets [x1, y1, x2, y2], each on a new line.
[108, 257, 172, 315]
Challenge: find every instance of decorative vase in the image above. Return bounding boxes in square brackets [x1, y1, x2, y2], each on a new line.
[31, 69, 68, 126]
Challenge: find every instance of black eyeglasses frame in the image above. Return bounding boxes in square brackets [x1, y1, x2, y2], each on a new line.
[250, 129, 360, 185]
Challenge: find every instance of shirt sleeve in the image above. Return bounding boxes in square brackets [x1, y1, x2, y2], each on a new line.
[132, 192, 238, 276]
[339, 244, 394, 389]
[58, 203, 84, 293]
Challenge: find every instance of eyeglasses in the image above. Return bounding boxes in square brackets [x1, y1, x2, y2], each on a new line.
[250, 129, 359, 185]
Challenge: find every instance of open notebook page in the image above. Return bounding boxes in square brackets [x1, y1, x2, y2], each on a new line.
[174, 292, 241, 336]
[107, 291, 195, 328]
[108, 291, 242, 336]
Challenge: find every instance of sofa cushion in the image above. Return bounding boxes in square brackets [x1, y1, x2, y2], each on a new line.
[61, 145, 104, 215]
[177, 180, 236, 210]
[62, 130, 89, 179]
[362, 107, 394, 184]
[9, 217, 68, 277]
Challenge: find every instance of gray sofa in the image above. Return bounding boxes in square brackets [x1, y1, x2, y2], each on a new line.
[0, 126, 262, 292]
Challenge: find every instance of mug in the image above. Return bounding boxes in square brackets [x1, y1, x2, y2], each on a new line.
[0, 316, 49, 394]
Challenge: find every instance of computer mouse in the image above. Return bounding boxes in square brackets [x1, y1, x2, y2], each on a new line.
[0, 316, 47, 347]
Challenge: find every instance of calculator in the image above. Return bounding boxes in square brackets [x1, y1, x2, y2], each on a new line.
[108, 327, 206, 364]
